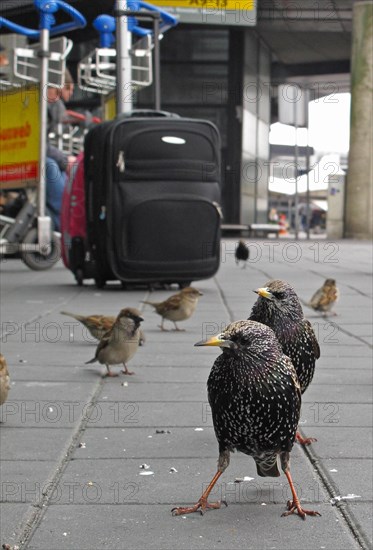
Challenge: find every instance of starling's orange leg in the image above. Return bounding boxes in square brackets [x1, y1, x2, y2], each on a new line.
[282, 470, 321, 519]
[296, 431, 317, 446]
[172, 470, 227, 516]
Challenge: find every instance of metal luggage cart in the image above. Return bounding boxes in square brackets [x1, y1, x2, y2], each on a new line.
[77, 0, 178, 109]
[78, 33, 153, 95]
[0, 0, 86, 270]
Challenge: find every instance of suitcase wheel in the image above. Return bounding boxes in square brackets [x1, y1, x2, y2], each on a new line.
[95, 277, 106, 289]
[75, 268, 84, 286]
[178, 281, 192, 289]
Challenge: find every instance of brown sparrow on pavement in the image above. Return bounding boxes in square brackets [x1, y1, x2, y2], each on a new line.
[308, 278, 339, 316]
[0, 354, 10, 406]
[60, 311, 146, 345]
[85, 308, 144, 377]
[142, 287, 202, 331]
[61, 311, 114, 340]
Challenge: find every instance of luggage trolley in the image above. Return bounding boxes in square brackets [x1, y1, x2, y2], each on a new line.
[69, 2, 221, 290]
[0, 0, 86, 270]
[61, 2, 177, 287]
[78, 1, 178, 105]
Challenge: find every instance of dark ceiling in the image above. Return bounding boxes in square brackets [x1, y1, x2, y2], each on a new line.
[256, 0, 353, 80]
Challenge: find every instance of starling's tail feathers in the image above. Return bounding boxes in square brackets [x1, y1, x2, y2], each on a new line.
[255, 457, 281, 477]
[85, 357, 97, 365]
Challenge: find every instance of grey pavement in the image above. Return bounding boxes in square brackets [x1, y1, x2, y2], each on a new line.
[0, 238, 372, 550]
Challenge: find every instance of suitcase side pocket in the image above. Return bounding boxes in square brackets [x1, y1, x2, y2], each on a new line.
[110, 194, 221, 280]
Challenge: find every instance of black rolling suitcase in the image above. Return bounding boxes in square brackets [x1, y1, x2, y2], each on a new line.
[84, 115, 222, 288]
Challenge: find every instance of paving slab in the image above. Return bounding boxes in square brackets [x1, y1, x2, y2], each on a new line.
[1, 460, 57, 503]
[316, 459, 373, 502]
[0, 428, 77, 461]
[0, 503, 32, 548]
[298, 427, 372, 459]
[26, 503, 359, 550]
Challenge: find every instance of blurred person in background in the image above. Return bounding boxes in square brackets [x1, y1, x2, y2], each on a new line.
[46, 68, 76, 231]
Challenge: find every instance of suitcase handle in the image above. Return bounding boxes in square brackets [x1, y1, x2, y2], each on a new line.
[118, 109, 180, 119]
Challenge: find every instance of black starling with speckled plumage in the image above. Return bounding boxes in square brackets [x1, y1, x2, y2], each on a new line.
[172, 320, 321, 519]
[249, 280, 320, 395]
[249, 280, 320, 446]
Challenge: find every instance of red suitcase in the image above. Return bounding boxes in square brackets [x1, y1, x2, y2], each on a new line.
[60, 152, 87, 282]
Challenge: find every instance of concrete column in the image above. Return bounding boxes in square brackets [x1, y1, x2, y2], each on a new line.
[345, 0, 373, 239]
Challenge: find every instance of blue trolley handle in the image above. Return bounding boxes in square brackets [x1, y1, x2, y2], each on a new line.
[113, 1, 178, 37]
[128, 0, 177, 34]
[94, 1, 177, 48]
[0, 0, 86, 38]
[93, 14, 152, 46]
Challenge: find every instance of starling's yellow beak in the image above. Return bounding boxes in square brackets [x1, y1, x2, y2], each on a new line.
[194, 335, 233, 349]
[254, 287, 273, 300]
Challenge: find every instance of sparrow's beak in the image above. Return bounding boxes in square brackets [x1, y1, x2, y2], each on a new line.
[195, 335, 234, 349]
[254, 287, 273, 300]
[198, 291, 203, 296]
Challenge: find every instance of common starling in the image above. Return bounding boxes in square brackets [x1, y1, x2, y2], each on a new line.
[308, 278, 339, 316]
[60, 311, 146, 345]
[0, 353, 10, 406]
[85, 308, 144, 376]
[249, 280, 320, 446]
[142, 287, 202, 331]
[235, 239, 249, 267]
[172, 321, 320, 519]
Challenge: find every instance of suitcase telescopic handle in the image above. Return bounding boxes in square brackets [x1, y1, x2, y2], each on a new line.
[119, 109, 180, 118]
[0, 0, 86, 38]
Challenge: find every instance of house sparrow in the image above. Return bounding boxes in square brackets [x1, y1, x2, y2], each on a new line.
[308, 278, 339, 316]
[60, 311, 146, 345]
[0, 353, 10, 406]
[85, 308, 144, 377]
[142, 287, 203, 331]
[235, 239, 249, 267]
[61, 311, 114, 340]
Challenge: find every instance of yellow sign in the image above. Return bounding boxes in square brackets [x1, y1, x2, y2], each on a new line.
[0, 86, 40, 189]
[103, 92, 116, 121]
[153, 0, 254, 9]
[149, 0, 256, 25]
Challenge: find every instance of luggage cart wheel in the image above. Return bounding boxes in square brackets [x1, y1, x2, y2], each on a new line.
[95, 277, 106, 289]
[75, 268, 84, 286]
[21, 228, 60, 271]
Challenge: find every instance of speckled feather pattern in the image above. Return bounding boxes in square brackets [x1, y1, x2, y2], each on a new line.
[249, 280, 320, 394]
[207, 321, 301, 477]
